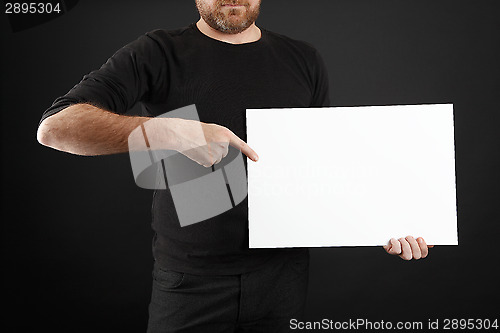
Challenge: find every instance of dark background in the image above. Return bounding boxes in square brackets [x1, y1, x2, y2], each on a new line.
[2, 0, 499, 331]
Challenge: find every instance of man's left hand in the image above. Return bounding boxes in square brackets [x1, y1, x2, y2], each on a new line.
[383, 236, 434, 260]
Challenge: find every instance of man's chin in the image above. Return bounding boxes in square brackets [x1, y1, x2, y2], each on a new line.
[215, 18, 252, 33]
[226, 17, 248, 26]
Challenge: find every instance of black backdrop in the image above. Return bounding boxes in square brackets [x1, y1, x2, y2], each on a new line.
[2, 0, 499, 331]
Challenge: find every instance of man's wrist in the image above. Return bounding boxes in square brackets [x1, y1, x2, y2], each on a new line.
[140, 117, 181, 152]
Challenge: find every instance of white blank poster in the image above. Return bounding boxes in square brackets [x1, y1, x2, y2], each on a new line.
[246, 104, 458, 248]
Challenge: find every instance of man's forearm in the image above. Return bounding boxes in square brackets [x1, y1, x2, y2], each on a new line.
[37, 103, 258, 166]
[37, 104, 156, 155]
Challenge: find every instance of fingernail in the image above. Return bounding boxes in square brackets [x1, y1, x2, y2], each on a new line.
[253, 155, 259, 161]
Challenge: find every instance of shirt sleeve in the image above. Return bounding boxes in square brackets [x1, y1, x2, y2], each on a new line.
[310, 49, 331, 107]
[39, 33, 167, 124]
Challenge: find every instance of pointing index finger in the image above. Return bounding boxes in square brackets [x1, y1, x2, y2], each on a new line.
[228, 131, 259, 162]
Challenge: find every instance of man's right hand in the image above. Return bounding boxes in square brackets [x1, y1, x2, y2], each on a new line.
[144, 117, 259, 167]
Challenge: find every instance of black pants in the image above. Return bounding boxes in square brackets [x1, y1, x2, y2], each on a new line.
[147, 251, 309, 332]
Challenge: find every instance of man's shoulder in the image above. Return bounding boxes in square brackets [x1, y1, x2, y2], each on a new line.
[263, 29, 319, 56]
[146, 25, 193, 40]
[118, 25, 195, 58]
[142, 25, 195, 46]
[115, 26, 191, 53]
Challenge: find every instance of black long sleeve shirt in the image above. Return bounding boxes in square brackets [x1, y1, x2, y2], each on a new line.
[41, 23, 330, 274]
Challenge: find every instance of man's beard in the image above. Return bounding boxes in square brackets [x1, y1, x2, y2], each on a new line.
[196, 0, 261, 34]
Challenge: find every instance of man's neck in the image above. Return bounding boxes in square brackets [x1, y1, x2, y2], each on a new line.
[196, 19, 261, 44]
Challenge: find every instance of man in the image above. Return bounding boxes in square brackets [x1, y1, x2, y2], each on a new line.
[37, 0, 432, 331]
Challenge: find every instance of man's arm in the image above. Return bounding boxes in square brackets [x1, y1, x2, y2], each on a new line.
[37, 103, 259, 166]
[37, 104, 147, 155]
[35, 31, 261, 165]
